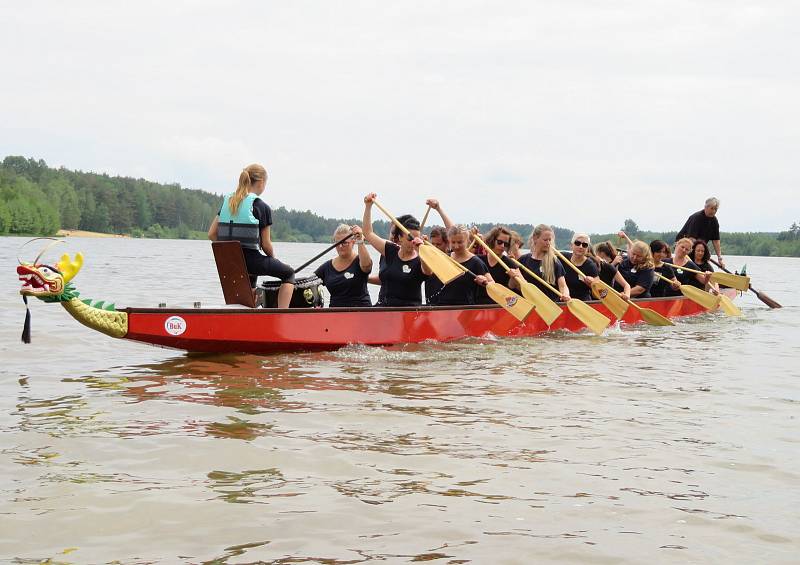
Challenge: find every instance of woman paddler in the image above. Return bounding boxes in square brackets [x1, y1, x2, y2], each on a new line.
[649, 240, 680, 298]
[429, 225, 490, 306]
[517, 224, 570, 301]
[668, 237, 711, 293]
[475, 226, 518, 305]
[314, 224, 372, 307]
[614, 240, 655, 298]
[207, 164, 295, 308]
[560, 232, 600, 301]
[362, 193, 427, 307]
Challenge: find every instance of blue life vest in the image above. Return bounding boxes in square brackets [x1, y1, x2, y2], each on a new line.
[217, 193, 261, 250]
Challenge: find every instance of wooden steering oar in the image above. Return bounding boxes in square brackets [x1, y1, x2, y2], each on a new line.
[506, 256, 611, 336]
[663, 262, 750, 292]
[293, 233, 355, 273]
[439, 252, 535, 322]
[371, 199, 463, 285]
[709, 257, 781, 308]
[471, 235, 562, 325]
[553, 249, 630, 320]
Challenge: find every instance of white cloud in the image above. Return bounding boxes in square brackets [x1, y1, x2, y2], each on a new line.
[1, 1, 798, 232]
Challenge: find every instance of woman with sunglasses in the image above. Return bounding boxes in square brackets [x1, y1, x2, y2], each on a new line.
[314, 224, 373, 307]
[429, 225, 490, 305]
[560, 233, 600, 301]
[363, 193, 427, 307]
[518, 224, 570, 301]
[649, 240, 680, 298]
[475, 226, 520, 305]
[668, 238, 711, 293]
[614, 240, 655, 298]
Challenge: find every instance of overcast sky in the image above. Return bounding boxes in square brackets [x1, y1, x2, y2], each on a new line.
[2, 1, 798, 232]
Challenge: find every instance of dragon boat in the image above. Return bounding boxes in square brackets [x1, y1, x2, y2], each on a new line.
[17, 250, 739, 354]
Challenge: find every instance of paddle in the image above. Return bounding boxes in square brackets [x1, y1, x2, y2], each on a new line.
[471, 235, 562, 325]
[553, 249, 630, 320]
[506, 256, 611, 336]
[663, 262, 750, 292]
[419, 206, 432, 231]
[653, 272, 721, 311]
[371, 199, 464, 285]
[709, 257, 782, 308]
[440, 253, 535, 322]
[293, 233, 355, 273]
[718, 293, 743, 316]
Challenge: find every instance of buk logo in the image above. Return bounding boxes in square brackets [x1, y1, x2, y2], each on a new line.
[402, 265, 411, 274]
[597, 288, 608, 298]
[505, 296, 518, 307]
[344, 272, 354, 279]
[164, 316, 187, 336]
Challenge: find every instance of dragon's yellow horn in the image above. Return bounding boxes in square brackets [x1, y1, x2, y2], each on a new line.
[56, 252, 84, 283]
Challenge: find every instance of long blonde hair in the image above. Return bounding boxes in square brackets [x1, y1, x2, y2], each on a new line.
[529, 224, 557, 284]
[631, 240, 655, 269]
[229, 164, 267, 215]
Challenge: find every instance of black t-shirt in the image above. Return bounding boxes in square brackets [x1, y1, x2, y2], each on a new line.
[314, 256, 371, 307]
[424, 274, 444, 304]
[651, 263, 676, 298]
[669, 259, 705, 290]
[676, 210, 720, 242]
[432, 255, 488, 306]
[475, 254, 511, 305]
[696, 261, 714, 273]
[380, 243, 426, 306]
[219, 198, 273, 230]
[517, 253, 566, 299]
[615, 258, 654, 298]
[598, 261, 618, 286]
[560, 251, 599, 301]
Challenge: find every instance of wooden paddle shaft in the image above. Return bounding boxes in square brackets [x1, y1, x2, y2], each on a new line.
[472, 236, 512, 273]
[507, 256, 561, 297]
[709, 257, 782, 309]
[419, 206, 432, 231]
[293, 233, 355, 273]
[553, 249, 588, 279]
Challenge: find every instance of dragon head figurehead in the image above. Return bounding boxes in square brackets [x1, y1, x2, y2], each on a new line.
[18, 252, 83, 302]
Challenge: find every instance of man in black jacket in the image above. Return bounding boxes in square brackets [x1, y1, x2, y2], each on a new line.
[676, 197, 725, 268]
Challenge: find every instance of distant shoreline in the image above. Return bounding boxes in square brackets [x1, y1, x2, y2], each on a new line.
[56, 229, 130, 239]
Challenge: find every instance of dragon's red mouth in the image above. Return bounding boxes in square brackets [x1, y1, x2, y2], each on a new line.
[17, 265, 54, 293]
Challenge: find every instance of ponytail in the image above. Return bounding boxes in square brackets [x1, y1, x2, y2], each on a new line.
[228, 164, 267, 215]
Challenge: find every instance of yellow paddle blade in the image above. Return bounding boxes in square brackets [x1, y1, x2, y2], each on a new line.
[710, 271, 750, 291]
[517, 281, 563, 325]
[566, 299, 611, 336]
[486, 282, 535, 322]
[590, 281, 630, 319]
[679, 284, 721, 310]
[635, 305, 675, 326]
[718, 294, 742, 316]
[419, 244, 464, 284]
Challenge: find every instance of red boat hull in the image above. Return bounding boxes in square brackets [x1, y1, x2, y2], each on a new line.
[123, 290, 738, 353]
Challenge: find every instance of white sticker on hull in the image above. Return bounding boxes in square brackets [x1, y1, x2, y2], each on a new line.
[164, 316, 187, 336]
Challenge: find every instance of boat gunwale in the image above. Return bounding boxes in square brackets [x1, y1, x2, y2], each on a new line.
[123, 292, 733, 315]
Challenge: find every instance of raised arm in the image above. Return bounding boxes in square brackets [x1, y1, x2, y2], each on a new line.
[351, 225, 373, 273]
[362, 193, 387, 256]
[426, 198, 454, 230]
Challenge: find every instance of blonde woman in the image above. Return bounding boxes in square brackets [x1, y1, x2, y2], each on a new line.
[518, 224, 570, 301]
[667, 237, 711, 292]
[614, 240, 655, 298]
[208, 164, 295, 308]
[314, 224, 372, 307]
[429, 225, 489, 306]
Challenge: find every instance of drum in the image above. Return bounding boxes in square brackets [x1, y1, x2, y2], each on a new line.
[258, 275, 324, 308]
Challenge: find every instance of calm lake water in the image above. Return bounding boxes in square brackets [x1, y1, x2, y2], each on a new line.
[1, 236, 798, 564]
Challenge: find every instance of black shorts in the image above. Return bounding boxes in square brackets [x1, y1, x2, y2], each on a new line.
[243, 250, 295, 287]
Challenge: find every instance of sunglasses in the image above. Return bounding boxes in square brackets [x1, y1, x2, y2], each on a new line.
[495, 239, 511, 248]
[573, 241, 589, 248]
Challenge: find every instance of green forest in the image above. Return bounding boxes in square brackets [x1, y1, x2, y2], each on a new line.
[1, 156, 799, 256]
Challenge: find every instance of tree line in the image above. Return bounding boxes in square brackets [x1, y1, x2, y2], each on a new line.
[1, 156, 798, 256]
